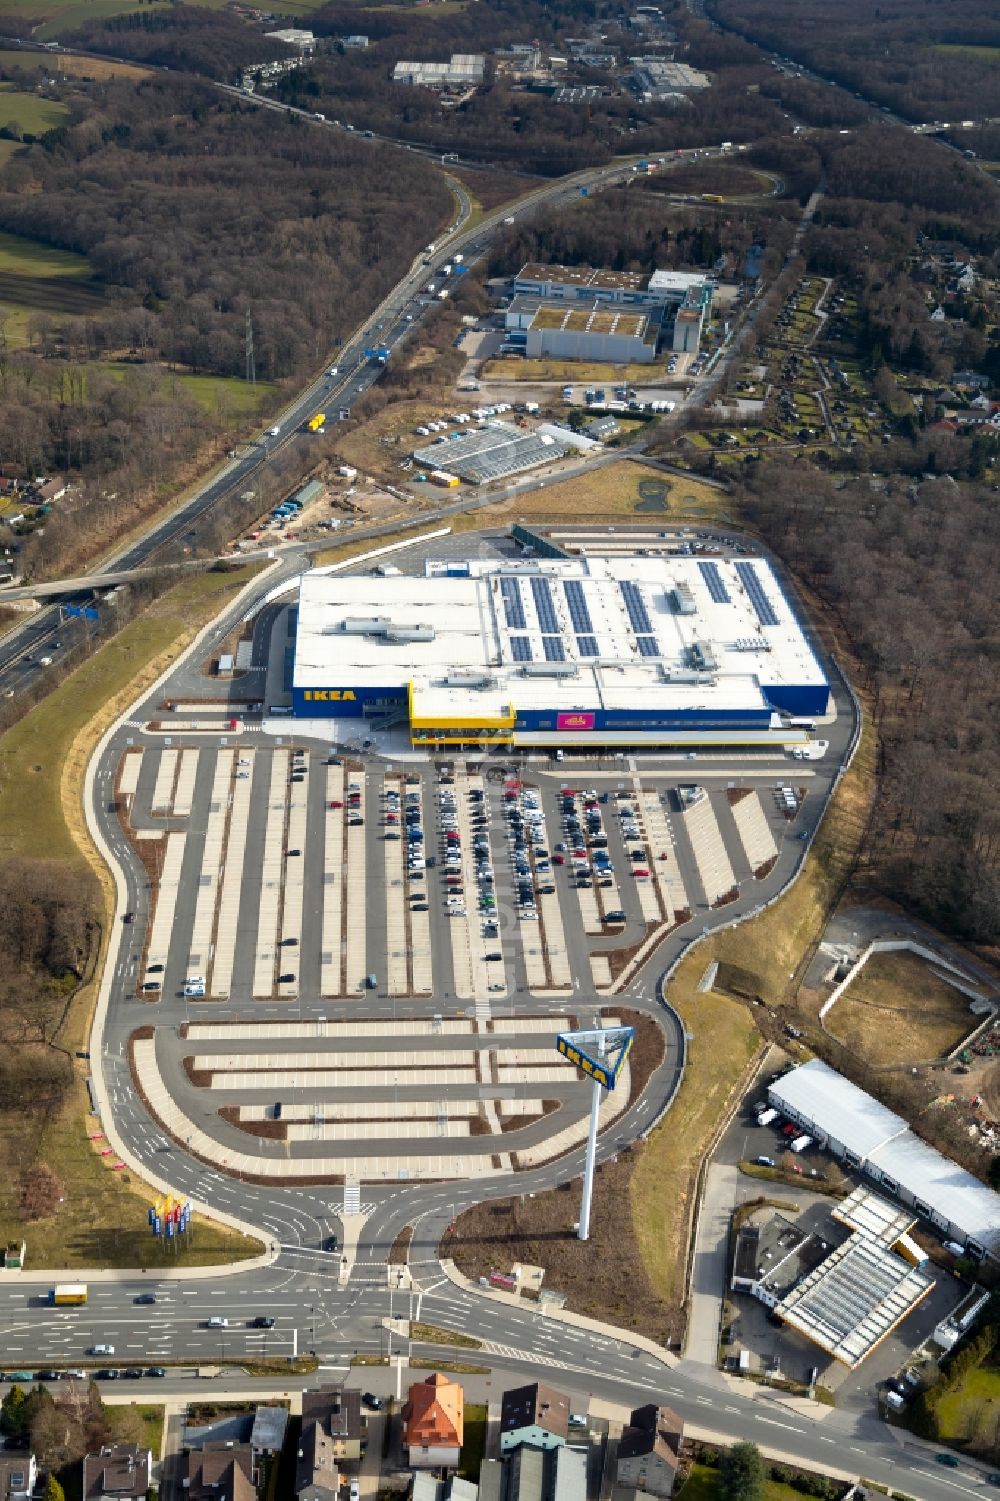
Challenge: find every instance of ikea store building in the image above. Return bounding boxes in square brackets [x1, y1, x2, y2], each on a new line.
[290, 553, 829, 750]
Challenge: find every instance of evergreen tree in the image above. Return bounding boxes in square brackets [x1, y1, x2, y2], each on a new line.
[719, 1441, 765, 1501]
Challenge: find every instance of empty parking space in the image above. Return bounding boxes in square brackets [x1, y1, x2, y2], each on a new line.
[253, 750, 289, 996]
[210, 1067, 480, 1090]
[151, 748, 178, 814]
[211, 753, 255, 998]
[286, 1119, 472, 1143]
[321, 764, 345, 997]
[172, 748, 200, 818]
[730, 788, 779, 874]
[187, 750, 233, 981]
[679, 788, 736, 906]
[189, 1018, 474, 1041]
[344, 774, 367, 994]
[638, 789, 688, 924]
[144, 830, 187, 977]
[383, 775, 409, 995]
[278, 760, 309, 998]
[118, 750, 142, 799]
[240, 1098, 480, 1121]
[194, 1048, 477, 1070]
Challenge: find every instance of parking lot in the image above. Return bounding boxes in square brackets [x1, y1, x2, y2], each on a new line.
[120, 745, 814, 1007]
[116, 740, 822, 1179]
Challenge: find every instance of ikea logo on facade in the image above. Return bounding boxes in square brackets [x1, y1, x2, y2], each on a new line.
[303, 690, 357, 702]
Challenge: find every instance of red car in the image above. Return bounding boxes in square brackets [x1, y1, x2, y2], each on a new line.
[329, 799, 343, 809]
[633, 868, 650, 877]
[552, 854, 565, 865]
[782, 1123, 796, 1137]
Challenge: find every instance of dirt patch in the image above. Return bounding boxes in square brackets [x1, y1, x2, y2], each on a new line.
[182, 1056, 212, 1089]
[754, 856, 778, 881]
[218, 1106, 287, 1142]
[389, 1224, 413, 1265]
[825, 949, 981, 1066]
[447, 1148, 682, 1345]
[727, 787, 752, 806]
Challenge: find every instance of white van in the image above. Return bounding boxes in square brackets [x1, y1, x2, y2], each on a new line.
[790, 1134, 813, 1154]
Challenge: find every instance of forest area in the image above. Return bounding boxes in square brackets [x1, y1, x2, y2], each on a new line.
[0, 73, 450, 579]
[710, 0, 1000, 122]
[741, 463, 1000, 949]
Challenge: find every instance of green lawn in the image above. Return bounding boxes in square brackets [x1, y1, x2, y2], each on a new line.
[0, 566, 267, 1268]
[678, 1463, 820, 1500]
[105, 364, 278, 418]
[932, 43, 1000, 62]
[0, 82, 69, 134]
[0, 227, 103, 345]
[459, 1404, 487, 1482]
[933, 1364, 1000, 1445]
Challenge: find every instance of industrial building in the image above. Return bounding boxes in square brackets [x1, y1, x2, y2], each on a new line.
[393, 54, 485, 87]
[732, 1187, 936, 1368]
[630, 58, 710, 100]
[505, 300, 662, 364]
[508, 263, 714, 356]
[768, 1060, 1000, 1261]
[412, 422, 570, 485]
[289, 549, 829, 748]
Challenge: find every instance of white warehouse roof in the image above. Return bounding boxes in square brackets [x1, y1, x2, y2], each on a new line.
[770, 1060, 1000, 1257]
[769, 1059, 902, 1159]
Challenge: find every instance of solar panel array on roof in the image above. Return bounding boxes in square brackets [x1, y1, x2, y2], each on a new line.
[563, 580, 595, 635]
[620, 579, 654, 635]
[530, 576, 559, 634]
[735, 561, 779, 627]
[543, 636, 566, 662]
[510, 635, 532, 662]
[698, 560, 731, 604]
[500, 576, 526, 630]
[636, 636, 660, 658]
[576, 635, 599, 657]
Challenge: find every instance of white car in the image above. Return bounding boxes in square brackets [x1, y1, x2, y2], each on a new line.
[268, 425, 281, 437]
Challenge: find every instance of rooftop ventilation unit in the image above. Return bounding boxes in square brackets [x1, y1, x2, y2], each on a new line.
[337, 618, 435, 643]
[443, 669, 495, 689]
[671, 582, 697, 615]
[689, 640, 717, 671]
[520, 662, 579, 679]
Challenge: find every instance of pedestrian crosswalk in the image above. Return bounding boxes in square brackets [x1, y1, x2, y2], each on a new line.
[474, 996, 491, 1023]
[343, 1180, 361, 1216]
[480, 1340, 578, 1371]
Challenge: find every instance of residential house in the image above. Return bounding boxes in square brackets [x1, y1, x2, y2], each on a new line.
[83, 1444, 152, 1501]
[499, 1383, 569, 1455]
[34, 477, 67, 504]
[615, 1405, 684, 1498]
[187, 1442, 256, 1501]
[0, 1454, 36, 1501]
[402, 1372, 464, 1469]
[296, 1387, 363, 1500]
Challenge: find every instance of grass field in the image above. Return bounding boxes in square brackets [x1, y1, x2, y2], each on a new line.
[0, 227, 103, 345]
[483, 355, 677, 384]
[106, 364, 279, 419]
[932, 1363, 1000, 1447]
[826, 949, 978, 1065]
[459, 1404, 487, 1482]
[0, 46, 152, 79]
[0, 82, 69, 134]
[678, 1464, 818, 1501]
[932, 43, 1000, 62]
[465, 460, 730, 523]
[7, 0, 179, 40]
[0, 566, 266, 1267]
